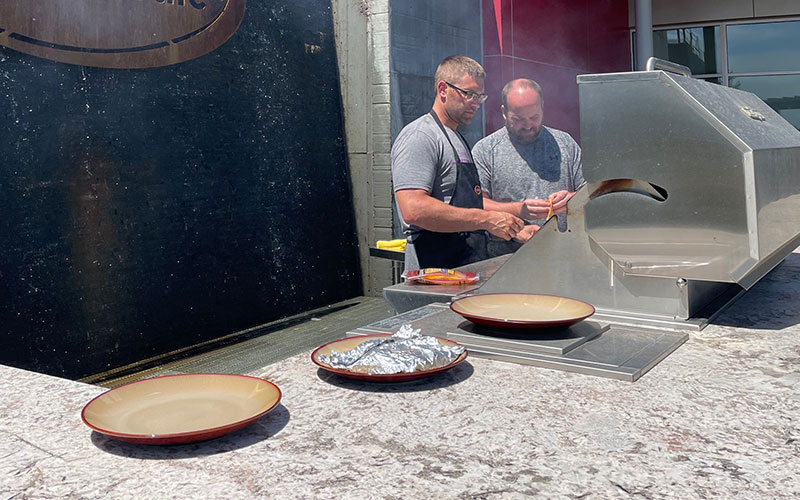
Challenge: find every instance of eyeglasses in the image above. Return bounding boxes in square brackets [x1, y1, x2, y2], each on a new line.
[445, 82, 488, 104]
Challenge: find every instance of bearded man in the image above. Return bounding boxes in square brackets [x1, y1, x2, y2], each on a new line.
[471, 78, 586, 257]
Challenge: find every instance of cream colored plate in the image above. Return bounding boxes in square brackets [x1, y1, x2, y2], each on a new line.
[450, 293, 595, 329]
[81, 374, 281, 445]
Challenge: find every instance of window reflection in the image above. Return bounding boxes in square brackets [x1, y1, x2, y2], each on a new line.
[730, 75, 800, 130]
[727, 21, 800, 73]
[653, 26, 719, 75]
[632, 19, 800, 131]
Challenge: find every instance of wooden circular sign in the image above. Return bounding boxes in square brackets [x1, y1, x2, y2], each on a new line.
[0, 0, 246, 68]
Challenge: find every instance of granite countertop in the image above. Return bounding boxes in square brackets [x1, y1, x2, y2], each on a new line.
[3, 253, 800, 499]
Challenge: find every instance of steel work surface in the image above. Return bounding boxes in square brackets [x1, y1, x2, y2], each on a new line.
[350, 304, 688, 382]
[382, 254, 510, 313]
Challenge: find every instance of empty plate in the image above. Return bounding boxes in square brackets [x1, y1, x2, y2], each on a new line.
[450, 293, 595, 329]
[81, 373, 281, 445]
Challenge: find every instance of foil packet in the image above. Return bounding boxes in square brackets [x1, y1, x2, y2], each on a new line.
[318, 325, 465, 375]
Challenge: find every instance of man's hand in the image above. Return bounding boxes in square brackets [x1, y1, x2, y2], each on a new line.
[548, 190, 575, 214]
[520, 198, 552, 220]
[483, 211, 525, 241]
[519, 191, 576, 219]
[513, 224, 540, 243]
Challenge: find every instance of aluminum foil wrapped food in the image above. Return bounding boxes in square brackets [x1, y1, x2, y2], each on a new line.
[318, 325, 465, 374]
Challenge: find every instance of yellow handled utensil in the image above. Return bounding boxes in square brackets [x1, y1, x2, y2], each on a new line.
[376, 239, 407, 252]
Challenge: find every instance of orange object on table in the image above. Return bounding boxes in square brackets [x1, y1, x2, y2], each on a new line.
[402, 268, 479, 285]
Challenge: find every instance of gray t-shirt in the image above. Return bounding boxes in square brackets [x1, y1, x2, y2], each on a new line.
[391, 113, 476, 269]
[391, 113, 473, 235]
[472, 126, 585, 225]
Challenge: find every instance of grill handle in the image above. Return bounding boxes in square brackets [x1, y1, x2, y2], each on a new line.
[645, 57, 692, 77]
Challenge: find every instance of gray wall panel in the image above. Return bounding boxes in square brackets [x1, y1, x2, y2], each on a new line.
[630, 0, 755, 27]
[754, 0, 800, 17]
[390, 0, 484, 147]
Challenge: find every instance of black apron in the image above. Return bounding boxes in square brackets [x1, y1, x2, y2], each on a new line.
[411, 110, 488, 269]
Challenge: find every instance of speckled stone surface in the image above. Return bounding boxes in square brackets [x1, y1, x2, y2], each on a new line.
[3, 252, 800, 499]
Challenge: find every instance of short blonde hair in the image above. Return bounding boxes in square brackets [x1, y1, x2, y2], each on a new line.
[434, 55, 485, 91]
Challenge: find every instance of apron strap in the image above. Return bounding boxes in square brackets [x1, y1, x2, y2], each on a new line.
[428, 110, 474, 165]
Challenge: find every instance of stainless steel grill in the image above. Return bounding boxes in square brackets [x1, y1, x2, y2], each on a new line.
[479, 59, 800, 328]
[365, 59, 800, 380]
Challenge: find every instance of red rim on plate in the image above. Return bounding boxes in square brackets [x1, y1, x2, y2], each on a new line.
[450, 293, 595, 329]
[311, 334, 468, 382]
[81, 373, 282, 445]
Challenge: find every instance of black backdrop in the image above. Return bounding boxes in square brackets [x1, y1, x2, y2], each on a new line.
[0, 1, 360, 379]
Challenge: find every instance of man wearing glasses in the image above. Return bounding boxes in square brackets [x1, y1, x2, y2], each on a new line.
[471, 78, 585, 258]
[391, 55, 525, 270]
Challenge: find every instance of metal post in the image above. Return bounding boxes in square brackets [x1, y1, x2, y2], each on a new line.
[635, 0, 653, 70]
